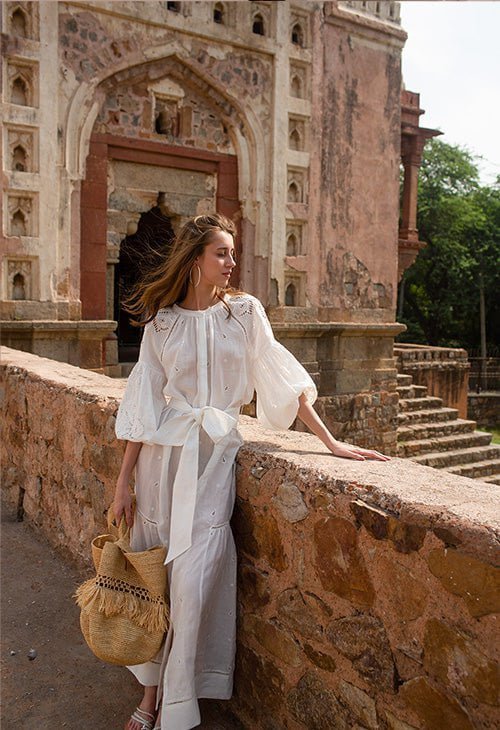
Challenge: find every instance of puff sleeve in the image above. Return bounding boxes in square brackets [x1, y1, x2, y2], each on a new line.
[249, 296, 317, 430]
[115, 321, 168, 443]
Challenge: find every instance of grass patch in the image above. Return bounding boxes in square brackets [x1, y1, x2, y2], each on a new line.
[478, 426, 500, 444]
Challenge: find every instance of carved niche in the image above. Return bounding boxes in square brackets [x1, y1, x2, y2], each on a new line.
[7, 194, 37, 236]
[6, 2, 40, 40]
[6, 258, 38, 300]
[7, 127, 37, 172]
[7, 61, 39, 107]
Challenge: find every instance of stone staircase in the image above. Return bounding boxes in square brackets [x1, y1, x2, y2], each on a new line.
[396, 374, 500, 485]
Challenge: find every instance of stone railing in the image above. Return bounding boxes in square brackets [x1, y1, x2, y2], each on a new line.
[394, 343, 470, 418]
[1, 346, 498, 729]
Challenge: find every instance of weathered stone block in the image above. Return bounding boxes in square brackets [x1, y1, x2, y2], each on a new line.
[350, 499, 426, 553]
[243, 614, 303, 667]
[314, 516, 375, 606]
[271, 481, 308, 523]
[302, 643, 337, 673]
[232, 499, 287, 572]
[326, 614, 396, 691]
[399, 676, 474, 730]
[427, 548, 500, 617]
[377, 555, 428, 621]
[234, 644, 285, 719]
[287, 670, 348, 729]
[238, 563, 270, 610]
[338, 680, 378, 729]
[423, 619, 499, 705]
[276, 588, 324, 642]
[384, 709, 418, 730]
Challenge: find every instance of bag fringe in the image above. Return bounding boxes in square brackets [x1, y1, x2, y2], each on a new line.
[75, 578, 169, 634]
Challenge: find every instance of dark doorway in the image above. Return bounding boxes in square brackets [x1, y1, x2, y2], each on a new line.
[114, 199, 175, 362]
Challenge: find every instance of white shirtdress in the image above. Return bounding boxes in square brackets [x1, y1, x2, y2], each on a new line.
[114, 292, 317, 730]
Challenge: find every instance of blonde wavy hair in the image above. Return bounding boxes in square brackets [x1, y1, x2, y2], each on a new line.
[122, 212, 245, 326]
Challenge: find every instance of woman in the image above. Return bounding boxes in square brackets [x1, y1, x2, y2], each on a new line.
[113, 213, 390, 730]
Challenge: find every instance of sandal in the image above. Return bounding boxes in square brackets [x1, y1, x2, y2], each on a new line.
[129, 707, 156, 730]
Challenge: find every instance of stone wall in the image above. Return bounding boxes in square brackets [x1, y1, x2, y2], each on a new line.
[395, 344, 470, 419]
[468, 392, 500, 429]
[2, 346, 498, 729]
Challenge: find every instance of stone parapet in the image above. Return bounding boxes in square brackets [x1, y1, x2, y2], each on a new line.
[274, 321, 405, 454]
[395, 344, 470, 419]
[1, 346, 498, 729]
[0, 319, 117, 371]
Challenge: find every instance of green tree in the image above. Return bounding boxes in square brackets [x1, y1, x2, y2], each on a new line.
[397, 139, 500, 354]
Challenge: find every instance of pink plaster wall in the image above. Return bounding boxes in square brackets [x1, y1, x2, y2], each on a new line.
[312, 14, 402, 322]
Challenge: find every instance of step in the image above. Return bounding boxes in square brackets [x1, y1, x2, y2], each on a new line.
[398, 419, 478, 442]
[398, 430, 493, 458]
[399, 396, 444, 412]
[477, 474, 500, 486]
[445, 459, 500, 479]
[397, 384, 428, 398]
[398, 407, 459, 425]
[411, 445, 500, 468]
[396, 373, 413, 386]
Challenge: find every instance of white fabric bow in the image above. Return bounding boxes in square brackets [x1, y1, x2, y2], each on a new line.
[155, 398, 238, 565]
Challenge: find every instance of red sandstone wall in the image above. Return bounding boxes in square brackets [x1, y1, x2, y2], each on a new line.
[1, 347, 498, 729]
[313, 12, 402, 322]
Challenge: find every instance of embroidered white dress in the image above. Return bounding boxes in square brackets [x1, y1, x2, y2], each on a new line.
[115, 292, 317, 730]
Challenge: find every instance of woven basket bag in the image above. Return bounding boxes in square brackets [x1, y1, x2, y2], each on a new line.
[74, 507, 169, 666]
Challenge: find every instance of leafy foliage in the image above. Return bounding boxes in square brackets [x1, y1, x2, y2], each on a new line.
[397, 139, 500, 352]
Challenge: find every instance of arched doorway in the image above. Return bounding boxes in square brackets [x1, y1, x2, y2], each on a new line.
[80, 135, 240, 370]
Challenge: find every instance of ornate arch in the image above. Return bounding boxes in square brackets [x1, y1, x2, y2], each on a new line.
[64, 44, 266, 227]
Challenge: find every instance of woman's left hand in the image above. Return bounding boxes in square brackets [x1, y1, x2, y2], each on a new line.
[327, 440, 391, 461]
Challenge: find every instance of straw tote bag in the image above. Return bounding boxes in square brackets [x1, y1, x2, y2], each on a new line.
[74, 506, 170, 666]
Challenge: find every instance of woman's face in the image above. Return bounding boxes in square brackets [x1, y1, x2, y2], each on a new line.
[196, 230, 236, 288]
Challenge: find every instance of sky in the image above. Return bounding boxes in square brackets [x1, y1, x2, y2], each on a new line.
[400, 1, 500, 185]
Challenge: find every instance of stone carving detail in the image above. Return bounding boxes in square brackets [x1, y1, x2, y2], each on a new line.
[339, 1, 401, 24]
[7, 194, 36, 236]
[287, 168, 306, 204]
[7, 128, 36, 172]
[7, 61, 38, 107]
[286, 221, 305, 255]
[95, 73, 234, 154]
[7, 258, 33, 299]
[285, 280, 297, 306]
[290, 11, 309, 48]
[251, 3, 272, 37]
[290, 20, 305, 48]
[289, 63, 307, 99]
[286, 231, 298, 256]
[284, 272, 305, 307]
[154, 96, 180, 137]
[212, 2, 235, 27]
[7, 2, 39, 40]
[288, 116, 306, 151]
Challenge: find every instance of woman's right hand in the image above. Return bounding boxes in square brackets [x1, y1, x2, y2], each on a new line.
[113, 478, 134, 528]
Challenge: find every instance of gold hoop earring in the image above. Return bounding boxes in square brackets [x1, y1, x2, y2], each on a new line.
[189, 263, 201, 288]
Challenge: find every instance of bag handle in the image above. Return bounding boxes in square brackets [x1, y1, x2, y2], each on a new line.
[106, 502, 132, 541]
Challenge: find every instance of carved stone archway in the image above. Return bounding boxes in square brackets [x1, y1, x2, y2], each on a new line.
[65, 47, 270, 313]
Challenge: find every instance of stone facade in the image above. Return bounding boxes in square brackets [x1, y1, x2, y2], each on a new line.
[2, 1, 441, 451]
[2, 346, 499, 728]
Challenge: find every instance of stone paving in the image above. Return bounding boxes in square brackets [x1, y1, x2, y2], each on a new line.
[0, 502, 232, 730]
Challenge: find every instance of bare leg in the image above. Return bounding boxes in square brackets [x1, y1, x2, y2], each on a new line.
[125, 685, 158, 730]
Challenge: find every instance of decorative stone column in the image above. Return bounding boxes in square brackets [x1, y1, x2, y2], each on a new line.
[399, 90, 441, 280]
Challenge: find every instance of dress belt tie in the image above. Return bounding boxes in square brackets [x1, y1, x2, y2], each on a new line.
[154, 397, 239, 565]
